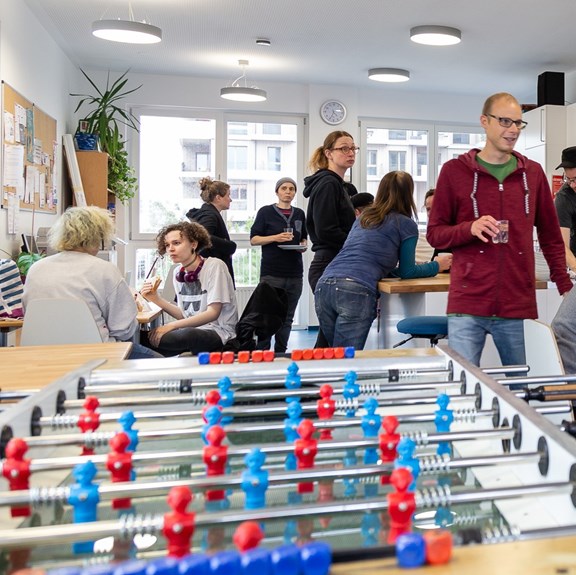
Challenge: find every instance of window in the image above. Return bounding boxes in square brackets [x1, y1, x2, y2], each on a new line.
[367, 149, 377, 176]
[453, 133, 470, 145]
[226, 120, 299, 234]
[228, 122, 248, 135]
[416, 147, 427, 177]
[389, 150, 406, 171]
[267, 146, 281, 171]
[389, 130, 407, 140]
[361, 120, 483, 216]
[131, 111, 303, 292]
[228, 146, 248, 170]
[263, 123, 281, 135]
[136, 115, 216, 234]
[196, 152, 209, 172]
[363, 127, 429, 195]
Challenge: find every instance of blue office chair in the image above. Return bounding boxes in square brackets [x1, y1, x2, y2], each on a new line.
[393, 315, 448, 348]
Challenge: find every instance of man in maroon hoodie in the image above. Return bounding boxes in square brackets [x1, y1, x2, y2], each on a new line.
[427, 92, 572, 367]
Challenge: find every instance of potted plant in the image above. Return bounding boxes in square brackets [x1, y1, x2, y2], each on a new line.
[70, 69, 142, 204]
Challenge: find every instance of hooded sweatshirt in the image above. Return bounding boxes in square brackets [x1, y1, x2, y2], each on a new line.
[427, 149, 571, 319]
[303, 169, 355, 256]
[187, 203, 236, 284]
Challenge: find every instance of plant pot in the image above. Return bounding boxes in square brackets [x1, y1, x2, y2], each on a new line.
[75, 132, 99, 151]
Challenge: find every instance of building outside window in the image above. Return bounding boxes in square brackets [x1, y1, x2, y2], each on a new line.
[267, 146, 281, 171]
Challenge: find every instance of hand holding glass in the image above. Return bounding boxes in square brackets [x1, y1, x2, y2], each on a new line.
[492, 220, 509, 244]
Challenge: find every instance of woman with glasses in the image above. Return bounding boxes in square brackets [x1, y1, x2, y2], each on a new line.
[187, 177, 237, 286]
[314, 171, 451, 350]
[303, 131, 357, 347]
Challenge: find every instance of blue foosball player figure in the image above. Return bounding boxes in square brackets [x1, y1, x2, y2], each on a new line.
[202, 405, 223, 445]
[394, 437, 420, 491]
[434, 393, 454, 456]
[217, 376, 235, 424]
[283, 399, 303, 471]
[68, 460, 100, 554]
[342, 371, 360, 417]
[361, 512, 381, 547]
[361, 397, 381, 465]
[241, 448, 269, 510]
[285, 362, 302, 391]
[118, 411, 139, 453]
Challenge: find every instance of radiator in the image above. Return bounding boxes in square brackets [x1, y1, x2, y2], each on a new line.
[235, 286, 255, 316]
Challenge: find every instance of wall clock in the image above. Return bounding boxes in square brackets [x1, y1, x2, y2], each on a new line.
[320, 100, 347, 125]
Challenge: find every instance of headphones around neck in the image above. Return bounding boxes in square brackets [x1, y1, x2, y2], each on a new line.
[175, 257, 205, 283]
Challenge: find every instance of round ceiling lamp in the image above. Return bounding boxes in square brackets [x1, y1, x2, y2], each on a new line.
[220, 60, 268, 102]
[410, 25, 461, 46]
[368, 68, 410, 83]
[92, 20, 162, 44]
[220, 87, 268, 102]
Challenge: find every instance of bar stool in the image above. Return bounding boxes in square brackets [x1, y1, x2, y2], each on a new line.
[393, 316, 448, 348]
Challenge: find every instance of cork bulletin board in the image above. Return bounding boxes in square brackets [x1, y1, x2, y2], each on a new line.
[1, 81, 57, 213]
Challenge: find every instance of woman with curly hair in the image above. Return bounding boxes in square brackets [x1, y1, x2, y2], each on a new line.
[140, 221, 238, 356]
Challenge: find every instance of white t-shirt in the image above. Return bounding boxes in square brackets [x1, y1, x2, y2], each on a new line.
[173, 257, 238, 343]
[23, 251, 138, 342]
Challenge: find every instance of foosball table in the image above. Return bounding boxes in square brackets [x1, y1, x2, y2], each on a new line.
[2, 344, 576, 574]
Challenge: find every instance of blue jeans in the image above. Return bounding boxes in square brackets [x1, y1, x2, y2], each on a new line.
[260, 275, 303, 353]
[314, 277, 377, 350]
[448, 316, 526, 366]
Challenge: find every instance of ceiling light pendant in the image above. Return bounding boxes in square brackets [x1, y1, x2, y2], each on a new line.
[92, 2, 162, 44]
[368, 68, 410, 83]
[410, 25, 461, 46]
[220, 60, 268, 102]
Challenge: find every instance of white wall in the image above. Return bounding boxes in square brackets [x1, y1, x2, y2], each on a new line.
[0, 0, 76, 260]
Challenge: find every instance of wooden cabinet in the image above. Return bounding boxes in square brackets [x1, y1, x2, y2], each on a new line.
[75, 151, 113, 209]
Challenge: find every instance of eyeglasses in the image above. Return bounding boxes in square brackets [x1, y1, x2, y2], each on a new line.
[486, 113, 528, 130]
[332, 146, 360, 154]
[563, 175, 576, 185]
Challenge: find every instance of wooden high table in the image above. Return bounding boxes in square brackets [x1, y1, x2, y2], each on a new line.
[330, 534, 576, 574]
[0, 342, 132, 391]
[377, 275, 549, 349]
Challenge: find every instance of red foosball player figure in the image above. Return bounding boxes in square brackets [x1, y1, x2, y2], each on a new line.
[202, 389, 222, 423]
[162, 486, 195, 558]
[2, 438, 31, 517]
[106, 432, 133, 510]
[316, 384, 335, 440]
[78, 396, 100, 456]
[233, 521, 269, 573]
[233, 520, 264, 552]
[203, 425, 228, 501]
[294, 419, 318, 494]
[379, 415, 400, 485]
[386, 467, 416, 544]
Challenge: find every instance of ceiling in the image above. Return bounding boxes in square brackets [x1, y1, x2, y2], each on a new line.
[22, 0, 576, 104]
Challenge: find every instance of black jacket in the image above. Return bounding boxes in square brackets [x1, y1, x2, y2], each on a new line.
[303, 169, 355, 256]
[187, 203, 237, 284]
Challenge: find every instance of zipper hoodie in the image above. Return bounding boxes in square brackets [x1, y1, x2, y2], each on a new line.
[303, 169, 355, 255]
[427, 149, 571, 319]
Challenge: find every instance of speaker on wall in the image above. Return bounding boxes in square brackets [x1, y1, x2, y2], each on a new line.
[538, 71, 565, 107]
